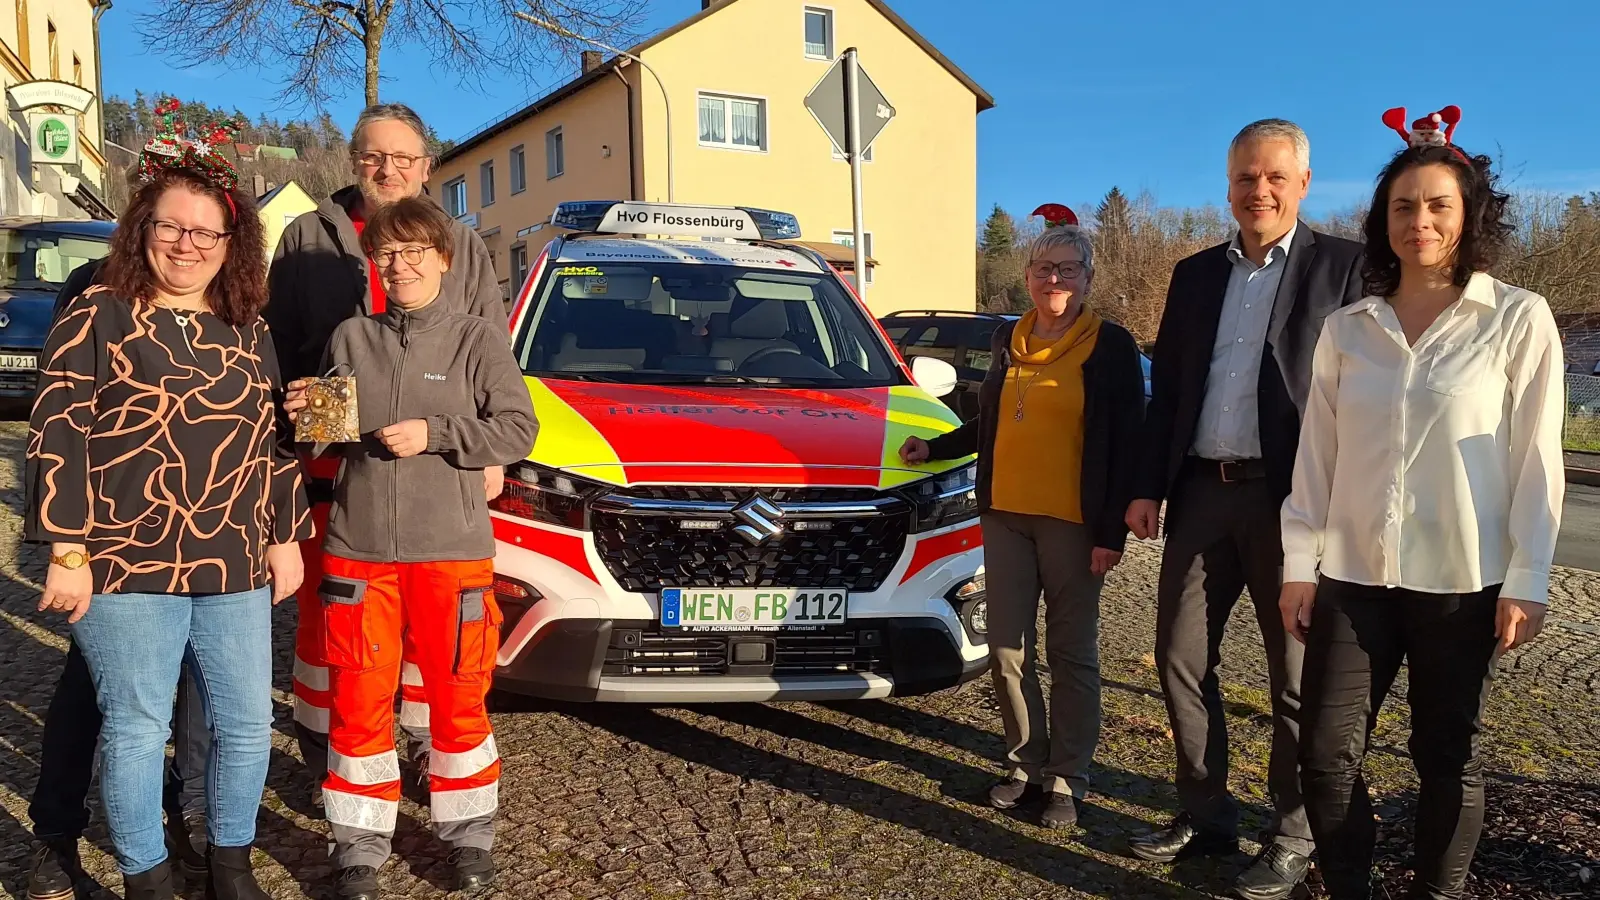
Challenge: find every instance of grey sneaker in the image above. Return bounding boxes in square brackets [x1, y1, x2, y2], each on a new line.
[1041, 794, 1079, 829]
[987, 778, 1042, 810]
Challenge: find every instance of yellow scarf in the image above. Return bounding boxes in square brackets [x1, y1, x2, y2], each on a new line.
[1011, 306, 1101, 363]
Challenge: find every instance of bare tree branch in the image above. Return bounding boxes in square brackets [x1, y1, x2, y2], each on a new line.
[137, 0, 650, 110]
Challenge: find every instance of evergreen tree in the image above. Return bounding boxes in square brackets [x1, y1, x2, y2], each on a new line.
[980, 204, 1019, 258]
[977, 205, 1028, 311]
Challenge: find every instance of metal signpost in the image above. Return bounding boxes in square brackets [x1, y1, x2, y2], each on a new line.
[805, 48, 895, 299]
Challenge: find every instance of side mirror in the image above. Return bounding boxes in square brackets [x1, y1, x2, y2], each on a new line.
[910, 355, 958, 398]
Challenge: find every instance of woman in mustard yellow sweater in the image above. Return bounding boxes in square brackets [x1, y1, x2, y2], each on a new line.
[901, 206, 1145, 829]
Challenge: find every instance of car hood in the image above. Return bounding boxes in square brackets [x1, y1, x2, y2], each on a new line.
[523, 378, 971, 489]
[0, 288, 57, 348]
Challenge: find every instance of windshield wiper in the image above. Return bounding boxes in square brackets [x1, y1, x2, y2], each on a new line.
[541, 371, 623, 383]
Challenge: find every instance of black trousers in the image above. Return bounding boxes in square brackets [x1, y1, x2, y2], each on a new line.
[1155, 464, 1311, 853]
[29, 639, 211, 844]
[1299, 578, 1500, 900]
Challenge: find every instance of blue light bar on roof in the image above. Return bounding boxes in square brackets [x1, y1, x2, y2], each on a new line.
[549, 201, 801, 241]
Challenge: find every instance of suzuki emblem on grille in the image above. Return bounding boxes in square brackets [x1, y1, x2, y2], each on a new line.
[732, 495, 785, 545]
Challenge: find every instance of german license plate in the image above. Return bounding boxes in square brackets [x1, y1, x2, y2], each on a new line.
[0, 353, 37, 370]
[660, 588, 848, 631]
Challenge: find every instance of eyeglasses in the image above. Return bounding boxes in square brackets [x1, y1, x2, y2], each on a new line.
[351, 150, 427, 170]
[1029, 261, 1088, 281]
[147, 219, 230, 250]
[372, 246, 433, 267]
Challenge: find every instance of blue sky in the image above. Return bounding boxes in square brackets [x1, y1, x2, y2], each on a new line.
[100, 0, 1600, 221]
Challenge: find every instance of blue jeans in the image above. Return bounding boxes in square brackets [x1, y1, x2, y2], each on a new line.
[72, 587, 274, 875]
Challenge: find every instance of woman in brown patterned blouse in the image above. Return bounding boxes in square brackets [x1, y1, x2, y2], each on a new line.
[25, 163, 312, 900]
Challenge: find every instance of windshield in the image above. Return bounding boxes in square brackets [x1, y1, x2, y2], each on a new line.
[1, 227, 110, 291]
[515, 259, 905, 388]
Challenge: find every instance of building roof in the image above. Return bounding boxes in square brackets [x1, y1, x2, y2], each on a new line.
[440, 0, 993, 164]
[784, 240, 878, 267]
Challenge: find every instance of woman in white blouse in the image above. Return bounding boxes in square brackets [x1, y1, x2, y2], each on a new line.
[1278, 136, 1565, 900]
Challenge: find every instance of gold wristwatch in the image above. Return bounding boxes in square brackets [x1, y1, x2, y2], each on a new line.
[50, 550, 90, 570]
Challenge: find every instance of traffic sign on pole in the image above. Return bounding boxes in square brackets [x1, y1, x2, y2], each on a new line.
[806, 48, 893, 300]
[804, 54, 896, 158]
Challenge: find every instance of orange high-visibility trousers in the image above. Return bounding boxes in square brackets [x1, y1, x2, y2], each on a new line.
[317, 555, 503, 870]
[292, 461, 432, 777]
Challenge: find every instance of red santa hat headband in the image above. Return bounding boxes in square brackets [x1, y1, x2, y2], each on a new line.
[1381, 105, 1469, 163]
[1031, 204, 1080, 229]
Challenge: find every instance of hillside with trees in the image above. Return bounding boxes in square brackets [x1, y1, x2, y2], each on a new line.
[978, 188, 1600, 342]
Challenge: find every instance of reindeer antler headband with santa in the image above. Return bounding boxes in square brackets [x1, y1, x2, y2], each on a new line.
[1381, 105, 1469, 163]
[137, 97, 246, 216]
[1032, 204, 1080, 229]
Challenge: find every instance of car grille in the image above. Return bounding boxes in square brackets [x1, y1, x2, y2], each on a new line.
[619, 485, 885, 504]
[590, 486, 910, 593]
[603, 626, 889, 677]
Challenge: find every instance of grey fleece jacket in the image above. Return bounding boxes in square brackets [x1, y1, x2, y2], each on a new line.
[319, 298, 537, 563]
[264, 185, 507, 384]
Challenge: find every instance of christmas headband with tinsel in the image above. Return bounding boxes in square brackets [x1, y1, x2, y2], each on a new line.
[1381, 105, 1470, 164]
[1032, 204, 1080, 229]
[138, 97, 247, 216]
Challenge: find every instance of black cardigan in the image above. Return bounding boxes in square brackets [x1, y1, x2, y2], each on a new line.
[925, 317, 1145, 552]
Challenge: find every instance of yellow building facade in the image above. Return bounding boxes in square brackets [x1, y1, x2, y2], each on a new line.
[434, 0, 990, 315]
[1, 0, 111, 218]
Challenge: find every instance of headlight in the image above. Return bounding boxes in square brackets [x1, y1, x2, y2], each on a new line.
[905, 462, 978, 533]
[489, 462, 606, 529]
[946, 573, 987, 643]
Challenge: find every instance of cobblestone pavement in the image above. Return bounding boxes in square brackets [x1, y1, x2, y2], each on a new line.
[1, 418, 1597, 900]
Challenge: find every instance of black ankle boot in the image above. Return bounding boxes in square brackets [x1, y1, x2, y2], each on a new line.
[204, 846, 269, 900]
[26, 841, 80, 900]
[163, 809, 208, 877]
[123, 861, 174, 900]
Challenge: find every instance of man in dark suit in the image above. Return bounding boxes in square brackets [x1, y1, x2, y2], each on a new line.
[1124, 119, 1364, 900]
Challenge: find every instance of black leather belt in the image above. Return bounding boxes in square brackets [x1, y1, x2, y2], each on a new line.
[1191, 457, 1268, 483]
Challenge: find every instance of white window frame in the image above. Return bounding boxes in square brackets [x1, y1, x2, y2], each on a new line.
[546, 127, 565, 180]
[831, 229, 874, 285]
[510, 243, 529, 294]
[510, 144, 527, 194]
[480, 160, 495, 207]
[443, 177, 467, 217]
[696, 91, 770, 153]
[803, 6, 834, 60]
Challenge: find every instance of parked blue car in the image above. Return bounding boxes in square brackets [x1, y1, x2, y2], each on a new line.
[0, 217, 115, 400]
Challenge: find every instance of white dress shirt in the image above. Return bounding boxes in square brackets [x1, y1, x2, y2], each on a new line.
[1281, 273, 1566, 603]
[1192, 224, 1297, 460]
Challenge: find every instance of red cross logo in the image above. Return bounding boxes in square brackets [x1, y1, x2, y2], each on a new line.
[774, 259, 797, 268]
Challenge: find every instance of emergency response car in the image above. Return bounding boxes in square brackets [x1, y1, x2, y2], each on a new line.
[487, 201, 987, 703]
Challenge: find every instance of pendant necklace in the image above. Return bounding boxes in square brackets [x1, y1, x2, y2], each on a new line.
[1012, 366, 1041, 421]
[155, 301, 202, 362]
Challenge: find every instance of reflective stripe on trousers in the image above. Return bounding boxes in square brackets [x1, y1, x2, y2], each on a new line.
[319, 554, 502, 869]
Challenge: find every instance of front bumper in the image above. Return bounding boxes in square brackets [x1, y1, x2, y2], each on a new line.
[0, 366, 38, 399]
[492, 615, 987, 703]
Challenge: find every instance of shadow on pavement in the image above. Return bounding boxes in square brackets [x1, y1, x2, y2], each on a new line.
[562, 701, 1214, 899]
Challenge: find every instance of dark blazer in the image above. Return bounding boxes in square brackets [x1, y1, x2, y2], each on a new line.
[52, 257, 106, 324]
[1135, 223, 1364, 504]
[926, 317, 1146, 553]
